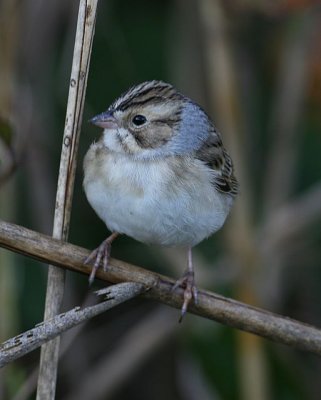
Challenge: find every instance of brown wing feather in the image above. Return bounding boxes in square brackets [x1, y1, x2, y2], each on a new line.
[196, 127, 239, 197]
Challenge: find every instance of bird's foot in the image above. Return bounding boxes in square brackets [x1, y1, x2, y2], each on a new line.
[173, 269, 198, 322]
[85, 232, 119, 285]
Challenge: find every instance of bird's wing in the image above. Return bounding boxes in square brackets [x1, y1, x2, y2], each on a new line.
[195, 127, 239, 197]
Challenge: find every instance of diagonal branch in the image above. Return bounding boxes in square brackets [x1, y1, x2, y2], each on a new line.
[1, 219, 321, 356]
[0, 283, 146, 368]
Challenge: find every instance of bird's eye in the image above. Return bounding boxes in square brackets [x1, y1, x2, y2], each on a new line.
[132, 115, 147, 126]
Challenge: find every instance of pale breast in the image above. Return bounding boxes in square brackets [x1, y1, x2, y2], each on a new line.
[83, 142, 233, 247]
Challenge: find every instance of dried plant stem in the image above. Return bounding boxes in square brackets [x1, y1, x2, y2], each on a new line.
[0, 283, 145, 368]
[37, 1, 98, 399]
[199, 1, 267, 400]
[1, 220, 321, 356]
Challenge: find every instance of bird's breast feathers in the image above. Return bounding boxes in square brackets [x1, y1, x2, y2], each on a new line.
[83, 142, 232, 246]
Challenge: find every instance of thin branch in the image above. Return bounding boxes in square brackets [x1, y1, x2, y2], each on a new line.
[1, 220, 321, 356]
[0, 283, 145, 368]
[11, 293, 97, 400]
[37, 1, 98, 398]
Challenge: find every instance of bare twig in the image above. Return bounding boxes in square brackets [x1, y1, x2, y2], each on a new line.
[0, 283, 145, 368]
[11, 293, 98, 400]
[1, 220, 321, 356]
[37, 1, 98, 399]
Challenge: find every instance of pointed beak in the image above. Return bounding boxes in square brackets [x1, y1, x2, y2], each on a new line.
[89, 110, 118, 129]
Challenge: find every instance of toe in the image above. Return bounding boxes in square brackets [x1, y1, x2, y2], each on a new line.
[192, 285, 199, 305]
[179, 287, 193, 322]
[173, 271, 198, 321]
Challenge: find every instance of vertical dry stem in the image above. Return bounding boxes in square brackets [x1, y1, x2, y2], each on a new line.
[198, 1, 268, 400]
[36, 1, 98, 399]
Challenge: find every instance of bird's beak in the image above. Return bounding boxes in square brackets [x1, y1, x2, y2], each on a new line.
[89, 111, 118, 129]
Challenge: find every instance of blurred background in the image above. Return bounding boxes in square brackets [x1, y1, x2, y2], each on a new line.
[1, 0, 321, 399]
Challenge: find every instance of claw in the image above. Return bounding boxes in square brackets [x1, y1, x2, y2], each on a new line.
[84, 232, 119, 284]
[173, 247, 197, 322]
[174, 269, 198, 323]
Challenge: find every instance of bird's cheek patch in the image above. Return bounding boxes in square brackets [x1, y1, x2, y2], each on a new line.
[131, 125, 172, 149]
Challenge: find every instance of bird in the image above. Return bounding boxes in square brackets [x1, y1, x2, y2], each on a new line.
[83, 80, 238, 320]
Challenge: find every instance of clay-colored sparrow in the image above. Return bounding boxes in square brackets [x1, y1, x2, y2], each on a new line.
[83, 80, 238, 319]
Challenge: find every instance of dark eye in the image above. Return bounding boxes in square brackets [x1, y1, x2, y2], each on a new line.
[132, 114, 147, 126]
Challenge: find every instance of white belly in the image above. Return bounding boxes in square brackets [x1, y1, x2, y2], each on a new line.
[83, 144, 232, 247]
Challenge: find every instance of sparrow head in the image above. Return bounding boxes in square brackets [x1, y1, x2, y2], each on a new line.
[90, 80, 211, 159]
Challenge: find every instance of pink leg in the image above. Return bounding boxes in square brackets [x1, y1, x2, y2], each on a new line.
[85, 232, 119, 284]
[173, 247, 198, 321]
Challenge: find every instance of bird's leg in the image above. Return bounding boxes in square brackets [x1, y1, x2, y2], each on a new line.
[173, 247, 198, 321]
[85, 232, 119, 285]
